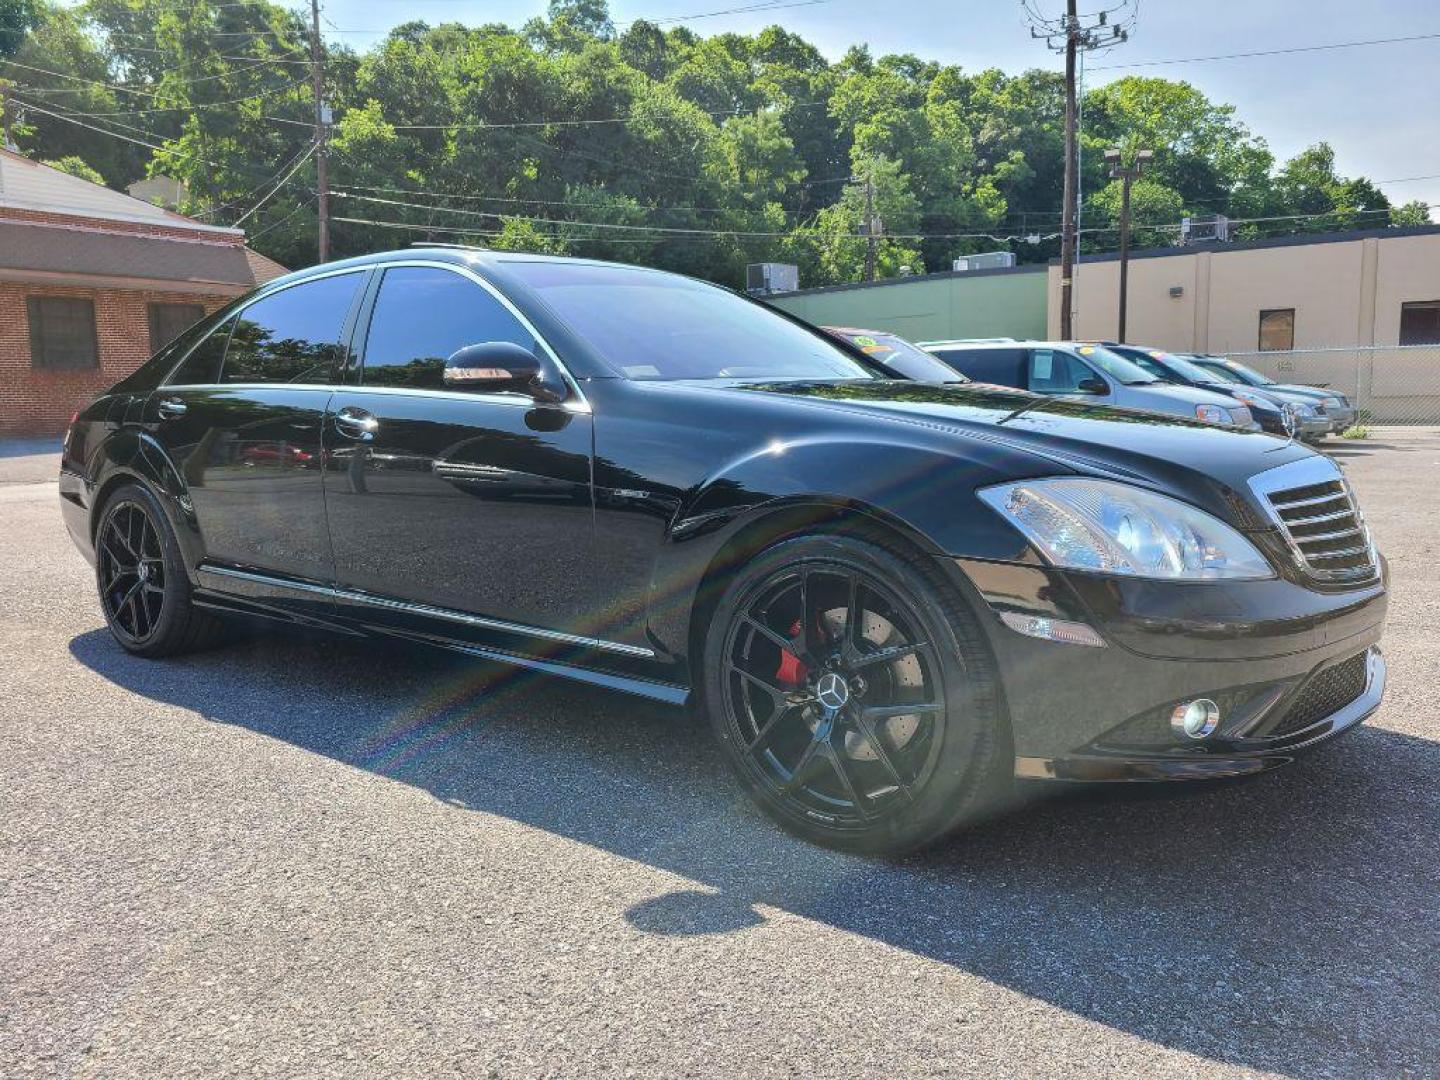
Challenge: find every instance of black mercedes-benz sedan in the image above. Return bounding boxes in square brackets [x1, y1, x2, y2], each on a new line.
[60, 248, 1388, 853]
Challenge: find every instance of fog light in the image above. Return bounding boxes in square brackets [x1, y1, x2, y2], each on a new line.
[1171, 698, 1220, 740]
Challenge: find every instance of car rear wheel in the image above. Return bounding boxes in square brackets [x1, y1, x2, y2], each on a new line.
[95, 484, 225, 657]
[702, 533, 1008, 854]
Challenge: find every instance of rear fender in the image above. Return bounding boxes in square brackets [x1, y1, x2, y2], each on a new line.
[89, 424, 208, 581]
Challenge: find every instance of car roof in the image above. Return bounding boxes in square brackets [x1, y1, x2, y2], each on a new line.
[257, 245, 701, 294]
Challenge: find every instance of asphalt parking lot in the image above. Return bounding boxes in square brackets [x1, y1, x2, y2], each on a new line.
[2, 431, 1438, 1078]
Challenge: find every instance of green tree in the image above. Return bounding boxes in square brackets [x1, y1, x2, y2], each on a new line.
[39, 153, 103, 182]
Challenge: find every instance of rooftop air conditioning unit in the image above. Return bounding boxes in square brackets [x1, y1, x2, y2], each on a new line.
[746, 262, 800, 296]
[1180, 214, 1231, 245]
[952, 251, 1017, 272]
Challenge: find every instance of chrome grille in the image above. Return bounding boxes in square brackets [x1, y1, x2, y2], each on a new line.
[1249, 459, 1378, 584]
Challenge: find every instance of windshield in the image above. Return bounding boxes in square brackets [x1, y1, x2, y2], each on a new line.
[1072, 344, 1159, 385]
[829, 329, 966, 383]
[1145, 350, 1226, 385]
[505, 261, 876, 382]
[1199, 357, 1275, 386]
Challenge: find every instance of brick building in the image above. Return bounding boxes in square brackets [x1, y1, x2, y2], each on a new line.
[1, 149, 286, 436]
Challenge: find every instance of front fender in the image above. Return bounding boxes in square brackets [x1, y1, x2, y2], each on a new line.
[646, 436, 1054, 667]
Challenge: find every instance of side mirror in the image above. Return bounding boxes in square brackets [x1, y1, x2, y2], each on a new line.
[1076, 376, 1109, 395]
[443, 342, 565, 404]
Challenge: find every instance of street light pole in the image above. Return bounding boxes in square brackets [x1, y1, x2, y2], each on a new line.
[1105, 147, 1152, 344]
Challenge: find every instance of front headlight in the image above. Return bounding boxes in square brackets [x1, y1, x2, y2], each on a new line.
[1194, 403, 1234, 425]
[978, 478, 1274, 580]
[1323, 396, 1345, 409]
[1293, 402, 1318, 417]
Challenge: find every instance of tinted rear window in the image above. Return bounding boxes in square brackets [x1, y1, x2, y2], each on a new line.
[928, 347, 1027, 388]
[222, 273, 364, 384]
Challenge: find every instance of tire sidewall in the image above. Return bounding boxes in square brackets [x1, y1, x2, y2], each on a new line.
[701, 533, 1003, 854]
[95, 483, 194, 656]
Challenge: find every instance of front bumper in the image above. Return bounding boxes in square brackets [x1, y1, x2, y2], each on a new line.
[950, 557, 1388, 782]
[1015, 646, 1384, 781]
[1322, 404, 1357, 432]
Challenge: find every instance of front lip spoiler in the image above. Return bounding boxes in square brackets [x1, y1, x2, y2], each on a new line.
[1016, 647, 1386, 782]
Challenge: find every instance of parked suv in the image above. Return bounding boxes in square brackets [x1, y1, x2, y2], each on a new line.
[1102, 344, 1329, 440]
[920, 340, 1261, 430]
[1186, 355, 1357, 435]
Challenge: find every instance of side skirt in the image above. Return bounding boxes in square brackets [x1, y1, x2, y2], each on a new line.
[192, 568, 691, 707]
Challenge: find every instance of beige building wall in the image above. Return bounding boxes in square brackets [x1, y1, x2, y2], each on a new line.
[1046, 229, 1440, 352]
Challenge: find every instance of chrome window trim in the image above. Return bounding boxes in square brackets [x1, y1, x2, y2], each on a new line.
[199, 564, 653, 658]
[358, 259, 591, 414]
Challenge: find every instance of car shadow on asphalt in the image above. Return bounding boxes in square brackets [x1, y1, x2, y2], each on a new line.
[70, 628, 1437, 1076]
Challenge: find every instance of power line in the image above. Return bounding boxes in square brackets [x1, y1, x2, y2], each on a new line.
[1091, 30, 1440, 70]
[233, 139, 317, 225]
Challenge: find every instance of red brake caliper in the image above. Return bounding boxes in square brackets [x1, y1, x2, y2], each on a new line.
[775, 619, 807, 686]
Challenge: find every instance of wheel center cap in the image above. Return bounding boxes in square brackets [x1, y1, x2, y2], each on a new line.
[136, 561, 148, 581]
[815, 672, 850, 711]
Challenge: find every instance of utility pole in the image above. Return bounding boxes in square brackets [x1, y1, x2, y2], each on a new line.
[863, 171, 877, 282]
[1105, 147, 1153, 343]
[1059, 0, 1078, 338]
[308, 0, 331, 263]
[1025, 0, 1135, 338]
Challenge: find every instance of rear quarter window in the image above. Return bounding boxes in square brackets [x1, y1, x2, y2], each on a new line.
[931, 347, 1027, 389]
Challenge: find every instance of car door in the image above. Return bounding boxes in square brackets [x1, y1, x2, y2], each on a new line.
[323, 262, 602, 652]
[147, 269, 368, 586]
[1027, 347, 1115, 404]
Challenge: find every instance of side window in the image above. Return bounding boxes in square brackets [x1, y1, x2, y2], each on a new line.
[1030, 349, 1098, 393]
[361, 266, 538, 390]
[222, 273, 364, 384]
[167, 316, 236, 386]
[935, 347, 1026, 388]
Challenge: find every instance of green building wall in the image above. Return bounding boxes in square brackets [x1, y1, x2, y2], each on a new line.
[765, 264, 1049, 342]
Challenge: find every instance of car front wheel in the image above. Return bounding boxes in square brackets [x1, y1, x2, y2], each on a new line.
[702, 533, 1009, 854]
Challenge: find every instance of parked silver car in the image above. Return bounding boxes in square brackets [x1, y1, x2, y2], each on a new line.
[1185, 355, 1358, 435]
[919, 340, 1262, 430]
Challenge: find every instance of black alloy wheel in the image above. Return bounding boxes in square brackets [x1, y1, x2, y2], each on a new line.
[94, 484, 225, 658]
[98, 499, 167, 645]
[704, 534, 1006, 853]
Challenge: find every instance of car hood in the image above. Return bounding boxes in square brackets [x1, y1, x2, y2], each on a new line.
[1269, 383, 1341, 403]
[720, 380, 1314, 527]
[1120, 381, 1244, 408]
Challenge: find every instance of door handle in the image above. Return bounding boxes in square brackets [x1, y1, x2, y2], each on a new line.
[333, 406, 378, 442]
[156, 397, 187, 419]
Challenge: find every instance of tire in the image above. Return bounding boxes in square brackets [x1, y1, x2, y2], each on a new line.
[701, 533, 1009, 854]
[94, 483, 226, 658]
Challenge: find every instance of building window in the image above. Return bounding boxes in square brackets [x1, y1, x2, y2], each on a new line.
[148, 302, 206, 354]
[1258, 308, 1295, 352]
[27, 297, 99, 370]
[1399, 300, 1440, 346]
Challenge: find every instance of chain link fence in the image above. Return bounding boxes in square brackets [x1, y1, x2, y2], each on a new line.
[1222, 346, 1440, 427]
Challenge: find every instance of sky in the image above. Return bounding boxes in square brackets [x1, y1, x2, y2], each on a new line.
[302, 1, 1440, 218]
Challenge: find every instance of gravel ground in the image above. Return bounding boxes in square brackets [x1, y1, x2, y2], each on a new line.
[2, 430, 1437, 1078]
